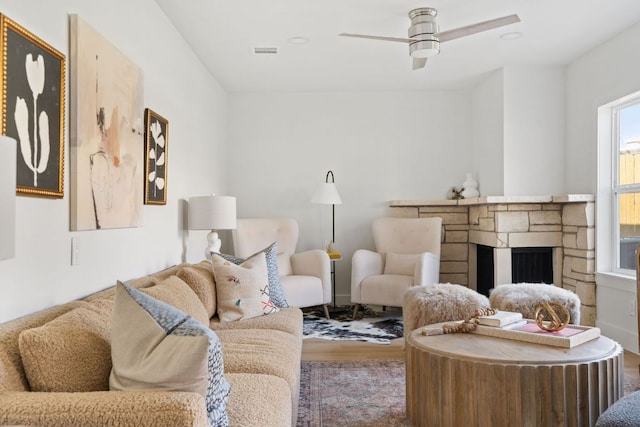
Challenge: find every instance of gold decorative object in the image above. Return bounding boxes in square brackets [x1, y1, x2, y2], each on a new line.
[534, 301, 571, 332]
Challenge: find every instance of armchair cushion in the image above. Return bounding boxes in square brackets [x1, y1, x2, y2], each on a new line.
[110, 282, 231, 427]
[384, 252, 420, 276]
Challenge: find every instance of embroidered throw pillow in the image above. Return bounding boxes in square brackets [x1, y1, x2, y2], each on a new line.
[110, 282, 230, 426]
[211, 252, 273, 321]
[217, 242, 288, 308]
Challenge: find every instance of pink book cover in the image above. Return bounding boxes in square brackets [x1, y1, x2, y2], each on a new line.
[515, 323, 584, 337]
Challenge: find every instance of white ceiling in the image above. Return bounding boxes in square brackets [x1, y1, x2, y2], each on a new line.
[155, 0, 640, 93]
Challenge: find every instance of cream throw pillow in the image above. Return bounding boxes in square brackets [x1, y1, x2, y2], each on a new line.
[141, 275, 209, 325]
[177, 264, 217, 318]
[19, 304, 112, 392]
[110, 282, 231, 426]
[211, 253, 267, 322]
[384, 252, 420, 276]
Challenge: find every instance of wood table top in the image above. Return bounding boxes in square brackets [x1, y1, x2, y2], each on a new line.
[407, 324, 619, 365]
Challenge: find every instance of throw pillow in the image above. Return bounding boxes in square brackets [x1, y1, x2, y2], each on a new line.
[19, 303, 112, 392]
[177, 264, 217, 318]
[141, 275, 210, 325]
[211, 252, 272, 321]
[217, 241, 288, 308]
[110, 282, 231, 427]
[384, 252, 420, 276]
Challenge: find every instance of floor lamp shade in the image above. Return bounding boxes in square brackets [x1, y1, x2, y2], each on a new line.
[188, 195, 237, 257]
[0, 136, 16, 261]
[311, 171, 342, 205]
[311, 170, 342, 245]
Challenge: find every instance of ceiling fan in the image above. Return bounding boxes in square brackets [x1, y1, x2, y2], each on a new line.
[340, 7, 520, 70]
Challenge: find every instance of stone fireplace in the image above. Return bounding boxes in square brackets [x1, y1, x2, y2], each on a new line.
[388, 195, 596, 325]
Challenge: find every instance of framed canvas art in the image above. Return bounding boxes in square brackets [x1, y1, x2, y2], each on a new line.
[0, 14, 65, 198]
[69, 15, 144, 230]
[143, 108, 168, 205]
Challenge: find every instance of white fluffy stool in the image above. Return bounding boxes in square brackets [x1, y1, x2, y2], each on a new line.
[403, 283, 490, 336]
[489, 283, 581, 324]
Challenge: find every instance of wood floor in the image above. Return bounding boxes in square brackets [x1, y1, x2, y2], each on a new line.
[302, 337, 640, 385]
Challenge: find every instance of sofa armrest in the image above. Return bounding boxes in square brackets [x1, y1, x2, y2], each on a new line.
[0, 390, 208, 427]
[351, 250, 383, 303]
[290, 249, 332, 303]
[414, 252, 440, 286]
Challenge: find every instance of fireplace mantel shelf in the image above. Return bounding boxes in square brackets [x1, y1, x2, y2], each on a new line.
[390, 194, 594, 207]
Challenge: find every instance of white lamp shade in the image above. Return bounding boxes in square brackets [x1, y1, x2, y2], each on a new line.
[188, 195, 237, 230]
[0, 136, 16, 261]
[311, 183, 342, 205]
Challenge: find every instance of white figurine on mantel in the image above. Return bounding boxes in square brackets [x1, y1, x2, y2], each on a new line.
[461, 173, 480, 198]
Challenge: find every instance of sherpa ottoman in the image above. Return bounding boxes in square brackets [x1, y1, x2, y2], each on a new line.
[403, 283, 490, 336]
[489, 283, 581, 324]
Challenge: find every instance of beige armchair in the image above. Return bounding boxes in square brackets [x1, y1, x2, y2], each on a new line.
[233, 218, 332, 317]
[351, 217, 442, 319]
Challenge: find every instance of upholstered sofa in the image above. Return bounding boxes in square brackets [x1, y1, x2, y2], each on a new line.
[0, 259, 302, 426]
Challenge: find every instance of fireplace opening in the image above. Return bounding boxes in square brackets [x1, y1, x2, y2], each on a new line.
[476, 245, 494, 297]
[512, 247, 553, 284]
[476, 245, 554, 297]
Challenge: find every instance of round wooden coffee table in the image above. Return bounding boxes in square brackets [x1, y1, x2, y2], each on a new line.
[406, 325, 623, 427]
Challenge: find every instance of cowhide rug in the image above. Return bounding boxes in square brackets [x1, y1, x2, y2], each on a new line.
[302, 306, 403, 344]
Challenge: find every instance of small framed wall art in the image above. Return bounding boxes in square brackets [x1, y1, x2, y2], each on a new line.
[0, 14, 66, 198]
[143, 108, 168, 205]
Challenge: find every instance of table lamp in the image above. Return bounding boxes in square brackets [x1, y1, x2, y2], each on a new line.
[188, 195, 237, 258]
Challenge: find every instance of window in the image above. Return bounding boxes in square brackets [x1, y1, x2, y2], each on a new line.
[613, 101, 640, 273]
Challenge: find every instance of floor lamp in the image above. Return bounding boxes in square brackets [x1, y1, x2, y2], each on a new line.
[312, 170, 342, 307]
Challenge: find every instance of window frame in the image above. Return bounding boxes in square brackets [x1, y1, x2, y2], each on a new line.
[601, 94, 640, 277]
[596, 91, 640, 280]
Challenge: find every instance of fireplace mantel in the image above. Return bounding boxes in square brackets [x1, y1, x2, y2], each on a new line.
[388, 194, 596, 325]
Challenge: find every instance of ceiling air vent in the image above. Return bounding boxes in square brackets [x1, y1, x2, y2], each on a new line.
[253, 47, 278, 55]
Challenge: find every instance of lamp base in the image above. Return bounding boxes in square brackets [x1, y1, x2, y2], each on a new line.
[205, 230, 222, 259]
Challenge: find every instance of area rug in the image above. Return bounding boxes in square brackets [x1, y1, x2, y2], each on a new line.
[303, 307, 403, 345]
[296, 359, 408, 427]
[296, 359, 640, 427]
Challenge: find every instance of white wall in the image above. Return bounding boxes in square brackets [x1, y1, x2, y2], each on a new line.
[472, 69, 504, 196]
[0, 0, 228, 323]
[503, 66, 566, 196]
[227, 91, 473, 304]
[566, 22, 640, 351]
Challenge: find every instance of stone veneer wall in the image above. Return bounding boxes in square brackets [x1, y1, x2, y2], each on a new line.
[389, 195, 596, 326]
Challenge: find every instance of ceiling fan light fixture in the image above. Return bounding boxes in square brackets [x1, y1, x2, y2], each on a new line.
[410, 39, 440, 58]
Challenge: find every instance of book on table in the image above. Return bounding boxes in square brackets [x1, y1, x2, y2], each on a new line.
[478, 310, 523, 327]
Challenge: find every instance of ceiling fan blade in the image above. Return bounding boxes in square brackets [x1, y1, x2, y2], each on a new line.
[437, 14, 520, 43]
[412, 57, 427, 70]
[339, 33, 413, 44]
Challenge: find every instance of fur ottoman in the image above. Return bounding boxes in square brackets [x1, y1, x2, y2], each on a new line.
[489, 283, 581, 324]
[403, 283, 490, 336]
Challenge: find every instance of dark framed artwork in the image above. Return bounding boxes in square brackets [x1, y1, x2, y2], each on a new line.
[144, 108, 168, 205]
[0, 14, 65, 198]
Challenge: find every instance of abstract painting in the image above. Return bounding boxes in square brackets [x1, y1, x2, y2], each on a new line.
[144, 108, 168, 205]
[69, 15, 144, 230]
[0, 14, 65, 198]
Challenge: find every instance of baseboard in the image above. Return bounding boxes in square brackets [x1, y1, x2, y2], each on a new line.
[596, 319, 638, 353]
